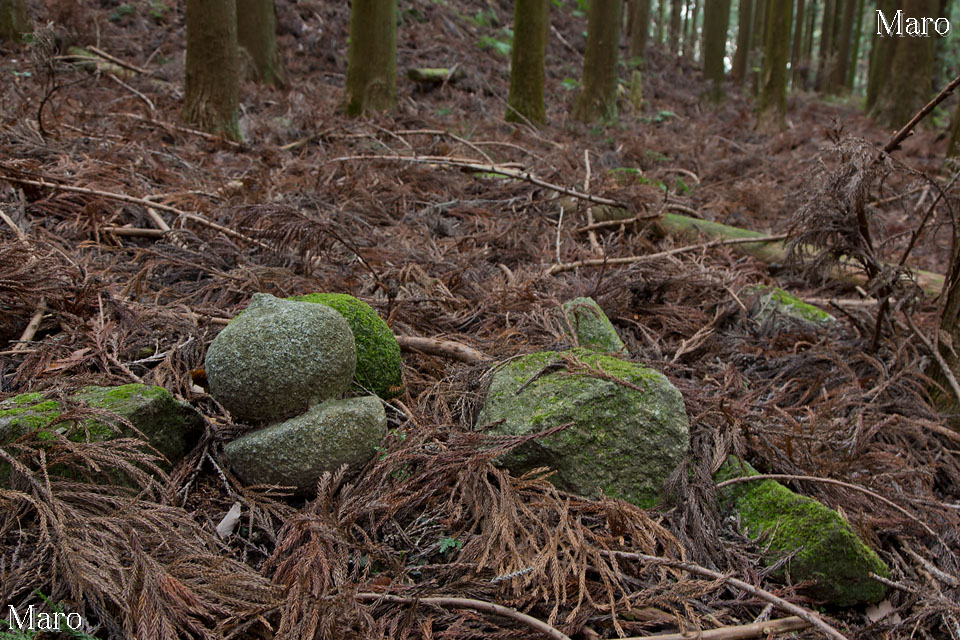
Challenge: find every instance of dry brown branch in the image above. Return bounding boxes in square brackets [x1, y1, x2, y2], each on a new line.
[107, 73, 154, 111]
[604, 551, 850, 640]
[86, 45, 150, 75]
[883, 74, 960, 154]
[14, 299, 46, 352]
[355, 593, 572, 640]
[714, 473, 937, 538]
[327, 154, 628, 209]
[576, 213, 661, 232]
[103, 226, 166, 238]
[583, 150, 602, 255]
[904, 313, 960, 408]
[546, 234, 789, 275]
[621, 616, 809, 640]
[396, 335, 490, 364]
[660, 167, 701, 185]
[114, 112, 243, 147]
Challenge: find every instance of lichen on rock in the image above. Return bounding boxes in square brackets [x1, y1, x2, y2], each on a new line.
[750, 286, 835, 328]
[715, 456, 889, 606]
[287, 292, 403, 400]
[559, 297, 627, 353]
[476, 348, 689, 508]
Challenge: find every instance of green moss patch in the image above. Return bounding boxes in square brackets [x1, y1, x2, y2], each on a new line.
[715, 457, 888, 606]
[750, 286, 835, 326]
[559, 297, 627, 353]
[288, 293, 403, 400]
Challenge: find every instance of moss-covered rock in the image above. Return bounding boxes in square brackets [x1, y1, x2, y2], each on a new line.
[751, 286, 835, 328]
[0, 384, 204, 483]
[224, 395, 387, 493]
[559, 297, 627, 353]
[287, 293, 402, 400]
[715, 457, 889, 606]
[476, 349, 689, 508]
[206, 293, 357, 423]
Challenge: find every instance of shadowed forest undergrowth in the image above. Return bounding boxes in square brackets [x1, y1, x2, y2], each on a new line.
[2, 1, 960, 638]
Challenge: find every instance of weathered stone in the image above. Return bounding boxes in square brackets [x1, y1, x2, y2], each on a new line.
[476, 349, 689, 508]
[0, 384, 205, 482]
[751, 286, 835, 328]
[224, 396, 387, 493]
[560, 297, 626, 353]
[206, 293, 356, 423]
[287, 293, 403, 400]
[715, 457, 889, 606]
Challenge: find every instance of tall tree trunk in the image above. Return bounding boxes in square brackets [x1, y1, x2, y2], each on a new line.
[684, 0, 700, 58]
[828, 0, 856, 92]
[344, 0, 397, 115]
[844, 0, 864, 89]
[681, 0, 690, 53]
[790, 0, 806, 90]
[870, 0, 937, 128]
[756, 0, 792, 131]
[0, 0, 30, 43]
[947, 97, 960, 158]
[669, 0, 683, 53]
[799, 0, 816, 89]
[574, 0, 623, 122]
[731, 0, 753, 83]
[702, 0, 732, 99]
[815, 0, 835, 90]
[507, 0, 549, 124]
[657, 0, 667, 43]
[750, 0, 768, 91]
[237, 0, 285, 86]
[629, 0, 652, 61]
[865, 0, 896, 110]
[182, 0, 240, 141]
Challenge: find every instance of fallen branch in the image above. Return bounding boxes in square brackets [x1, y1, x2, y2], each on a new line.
[546, 234, 789, 275]
[103, 226, 166, 238]
[355, 592, 570, 640]
[622, 616, 809, 640]
[327, 154, 628, 210]
[396, 335, 489, 365]
[604, 550, 850, 640]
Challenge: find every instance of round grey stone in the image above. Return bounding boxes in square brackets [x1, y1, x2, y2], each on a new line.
[205, 293, 357, 423]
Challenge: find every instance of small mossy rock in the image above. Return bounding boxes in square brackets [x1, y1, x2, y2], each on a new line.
[286, 293, 403, 400]
[560, 297, 626, 353]
[206, 293, 357, 423]
[751, 286, 835, 328]
[715, 456, 889, 606]
[224, 395, 387, 493]
[476, 349, 689, 508]
[0, 385, 204, 483]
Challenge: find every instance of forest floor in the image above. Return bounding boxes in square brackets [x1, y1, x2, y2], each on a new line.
[2, 1, 960, 639]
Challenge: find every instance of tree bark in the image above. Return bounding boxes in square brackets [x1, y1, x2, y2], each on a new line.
[507, 0, 549, 124]
[574, 0, 623, 123]
[865, 0, 896, 110]
[702, 0, 732, 100]
[669, 0, 683, 53]
[947, 97, 960, 158]
[0, 0, 30, 43]
[828, 0, 856, 93]
[815, 0, 835, 90]
[657, 0, 667, 43]
[629, 0, 652, 62]
[756, 0, 792, 131]
[684, 0, 701, 58]
[844, 0, 864, 89]
[182, 0, 241, 141]
[731, 0, 753, 84]
[789, 0, 805, 90]
[344, 0, 398, 115]
[237, 0, 285, 86]
[870, 0, 937, 128]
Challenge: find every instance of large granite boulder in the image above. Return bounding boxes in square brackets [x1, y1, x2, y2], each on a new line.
[560, 297, 626, 353]
[287, 293, 403, 400]
[206, 293, 356, 423]
[0, 384, 204, 482]
[476, 349, 689, 508]
[715, 457, 889, 606]
[224, 396, 387, 493]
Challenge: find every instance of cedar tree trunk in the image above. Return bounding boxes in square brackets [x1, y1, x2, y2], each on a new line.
[756, 0, 792, 131]
[507, 0, 549, 124]
[789, 0, 805, 89]
[669, 0, 683, 52]
[237, 0, 285, 86]
[702, 0, 732, 100]
[344, 0, 397, 115]
[573, 0, 623, 123]
[182, 0, 241, 141]
[815, 0, 835, 90]
[629, 0, 652, 62]
[731, 0, 753, 83]
[865, 0, 896, 110]
[828, 0, 856, 92]
[0, 0, 30, 43]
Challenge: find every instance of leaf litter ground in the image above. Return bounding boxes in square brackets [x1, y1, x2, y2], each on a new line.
[2, 1, 960, 638]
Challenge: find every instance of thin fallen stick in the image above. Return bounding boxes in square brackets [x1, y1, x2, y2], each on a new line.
[0, 175, 271, 251]
[583, 150, 602, 255]
[576, 213, 660, 232]
[884, 74, 960, 154]
[87, 45, 150, 75]
[355, 592, 570, 640]
[603, 550, 849, 640]
[621, 615, 809, 640]
[107, 73, 154, 112]
[114, 112, 243, 147]
[904, 313, 960, 411]
[546, 234, 789, 275]
[715, 473, 938, 539]
[103, 226, 166, 238]
[396, 335, 489, 365]
[14, 299, 46, 352]
[328, 154, 628, 209]
[394, 128, 495, 164]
